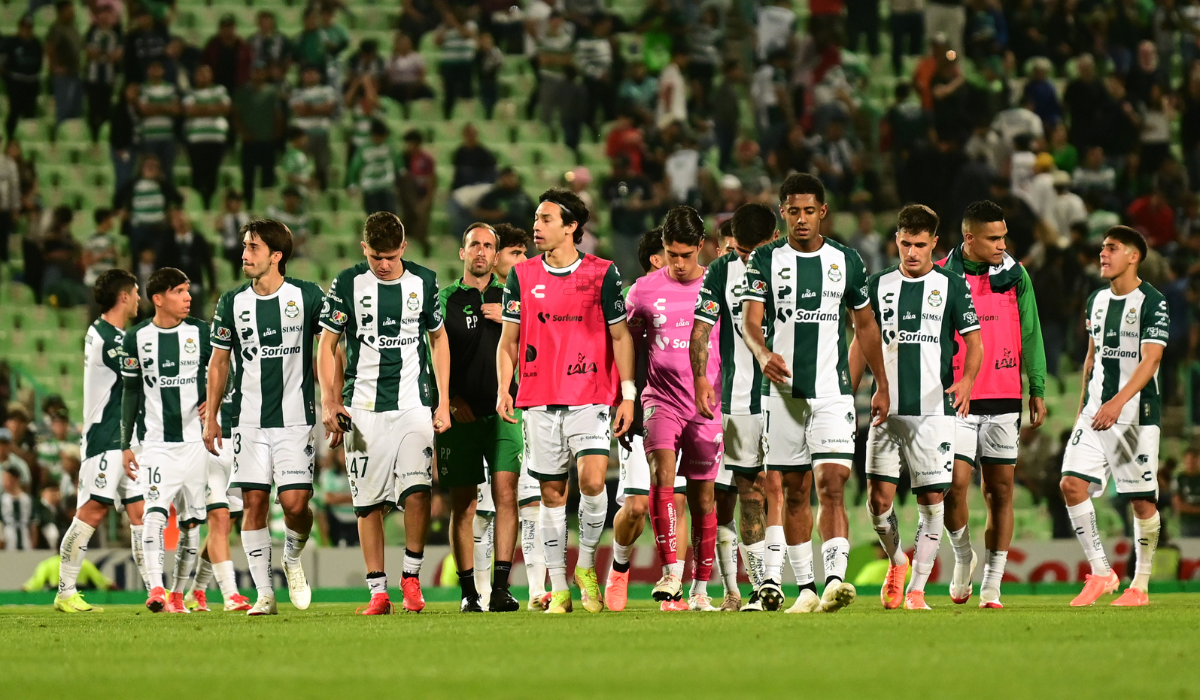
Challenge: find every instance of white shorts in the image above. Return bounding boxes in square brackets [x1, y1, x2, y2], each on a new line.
[476, 463, 542, 514]
[616, 434, 685, 506]
[522, 405, 612, 481]
[954, 413, 1021, 467]
[344, 406, 434, 513]
[762, 394, 856, 472]
[722, 413, 764, 471]
[205, 439, 244, 515]
[77, 449, 143, 508]
[1061, 419, 1160, 499]
[866, 415, 956, 493]
[139, 441, 208, 524]
[229, 425, 315, 493]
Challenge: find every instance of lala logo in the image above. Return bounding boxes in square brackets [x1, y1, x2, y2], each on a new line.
[566, 353, 597, 376]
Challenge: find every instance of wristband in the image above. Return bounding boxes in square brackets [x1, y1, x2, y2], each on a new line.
[621, 380, 637, 402]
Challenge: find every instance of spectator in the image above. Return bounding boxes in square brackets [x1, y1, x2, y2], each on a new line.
[112, 153, 181, 260]
[989, 175, 1038, 258]
[122, 9, 167, 84]
[233, 63, 282, 209]
[884, 82, 930, 203]
[768, 123, 814, 182]
[346, 38, 385, 88]
[248, 11, 291, 76]
[751, 50, 792, 156]
[81, 208, 119, 287]
[711, 59, 742, 171]
[291, 8, 328, 76]
[1125, 40, 1169, 108]
[398, 0, 442, 47]
[847, 0, 882, 58]
[136, 60, 180, 180]
[1050, 170, 1087, 245]
[1020, 57, 1061, 130]
[1136, 83, 1174, 176]
[38, 206, 86, 306]
[435, 6, 478, 120]
[1099, 74, 1139, 171]
[534, 12, 575, 128]
[890, 0, 926, 76]
[1048, 121, 1077, 173]
[756, 0, 797, 61]
[45, 0, 83, 134]
[1181, 67, 1200, 188]
[447, 123, 497, 237]
[156, 208, 216, 311]
[618, 61, 658, 126]
[811, 115, 864, 205]
[1174, 448, 1200, 537]
[656, 44, 689, 130]
[182, 64, 231, 211]
[1073, 145, 1117, 200]
[33, 404, 72, 486]
[930, 52, 969, 145]
[601, 154, 656, 279]
[290, 64, 336, 191]
[3, 16, 44, 140]
[576, 14, 617, 134]
[344, 84, 384, 168]
[0, 140, 17, 263]
[347, 119, 402, 216]
[214, 189, 249, 278]
[712, 174, 746, 229]
[82, 2, 122, 145]
[399, 129, 435, 256]
[0, 426, 31, 489]
[280, 126, 314, 197]
[0, 465, 36, 550]
[201, 14, 252, 95]
[319, 4, 351, 70]
[267, 186, 312, 257]
[991, 95, 1044, 148]
[849, 209, 887, 274]
[912, 32, 948, 111]
[1063, 53, 1104, 151]
[4, 404, 37, 487]
[729, 138, 772, 198]
[560, 66, 589, 156]
[476, 32, 504, 120]
[384, 32, 433, 118]
[1126, 188, 1176, 250]
[109, 82, 137, 192]
[474, 166, 536, 229]
[605, 111, 645, 174]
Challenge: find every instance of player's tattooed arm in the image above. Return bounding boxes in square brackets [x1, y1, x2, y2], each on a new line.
[690, 320, 717, 419]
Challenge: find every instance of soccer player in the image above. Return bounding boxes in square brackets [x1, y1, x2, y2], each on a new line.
[437, 223, 523, 613]
[204, 219, 325, 616]
[497, 188, 635, 614]
[120, 268, 211, 613]
[741, 174, 890, 613]
[318, 212, 452, 615]
[693, 203, 779, 613]
[853, 204, 982, 611]
[935, 200, 1047, 609]
[1060, 226, 1167, 608]
[55, 270, 146, 613]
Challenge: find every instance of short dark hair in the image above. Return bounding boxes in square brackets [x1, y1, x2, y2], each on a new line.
[93, 269, 137, 311]
[896, 204, 940, 237]
[495, 223, 530, 252]
[731, 203, 777, 248]
[538, 188, 590, 244]
[779, 173, 826, 205]
[638, 228, 665, 273]
[661, 206, 706, 247]
[93, 208, 113, 226]
[962, 200, 1005, 233]
[146, 267, 189, 300]
[1104, 225, 1148, 263]
[461, 221, 498, 247]
[369, 119, 389, 138]
[403, 129, 423, 144]
[363, 211, 406, 252]
[241, 218, 294, 274]
[718, 218, 733, 240]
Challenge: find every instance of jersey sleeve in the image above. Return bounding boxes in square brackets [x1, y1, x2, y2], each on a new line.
[437, 284, 453, 322]
[101, 329, 125, 373]
[694, 259, 726, 325]
[210, 292, 235, 350]
[1142, 291, 1170, 346]
[320, 271, 353, 335]
[304, 281, 326, 330]
[422, 271, 443, 333]
[845, 250, 870, 310]
[949, 274, 980, 335]
[120, 328, 141, 380]
[741, 249, 769, 303]
[866, 272, 883, 327]
[502, 268, 522, 324]
[1015, 266, 1047, 398]
[601, 262, 626, 325]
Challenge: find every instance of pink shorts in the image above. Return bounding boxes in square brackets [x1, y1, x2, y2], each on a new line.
[643, 405, 724, 481]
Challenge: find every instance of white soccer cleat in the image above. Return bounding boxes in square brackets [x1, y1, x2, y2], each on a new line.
[247, 594, 278, 616]
[283, 558, 311, 611]
[758, 580, 785, 611]
[820, 581, 857, 613]
[739, 591, 764, 612]
[652, 573, 683, 602]
[979, 587, 1003, 609]
[785, 588, 821, 613]
[949, 550, 979, 605]
[688, 593, 720, 612]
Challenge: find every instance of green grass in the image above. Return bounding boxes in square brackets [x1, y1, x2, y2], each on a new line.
[4, 592, 1200, 699]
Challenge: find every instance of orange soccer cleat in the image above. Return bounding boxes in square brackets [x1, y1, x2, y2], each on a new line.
[166, 591, 190, 613]
[190, 590, 210, 612]
[882, 557, 908, 610]
[904, 590, 931, 610]
[401, 577, 425, 612]
[224, 594, 252, 612]
[146, 587, 166, 613]
[660, 597, 688, 612]
[1069, 571, 1120, 607]
[357, 593, 394, 615]
[605, 569, 630, 612]
[1110, 587, 1149, 607]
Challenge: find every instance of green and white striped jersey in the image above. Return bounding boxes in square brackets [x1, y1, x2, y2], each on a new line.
[210, 278, 325, 429]
[867, 265, 980, 416]
[138, 82, 177, 141]
[182, 85, 230, 143]
[350, 105, 384, 150]
[741, 237, 869, 400]
[266, 204, 312, 242]
[82, 318, 126, 458]
[121, 318, 211, 443]
[347, 142, 398, 193]
[130, 178, 166, 226]
[289, 84, 337, 133]
[439, 22, 478, 64]
[694, 251, 763, 415]
[1082, 281, 1169, 426]
[320, 260, 443, 413]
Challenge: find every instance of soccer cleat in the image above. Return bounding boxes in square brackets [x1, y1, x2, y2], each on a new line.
[54, 592, 101, 613]
[904, 590, 931, 610]
[980, 599, 1004, 609]
[759, 580, 785, 611]
[544, 589, 573, 614]
[739, 590, 764, 612]
[688, 593, 720, 611]
[146, 587, 166, 613]
[785, 588, 821, 613]
[1111, 587, 1149, 607]
[1069, 571, 1120, 607]
[652, 573, 683, 602]
[575, 567, 604, 613]
[949, 550, 979, 604]
[224, 594, 252, 612]
[979, 586, 1003, 609]
[401, 577, 426, 612]
[356, 593, 394, 615]
[166, 591, 190, 613]
[604, 569, 630, 612]
[488, 587, 521, 612]
[882, 556, 908, 610]
[820, 581, 857, 613]
[660, 597, 689, 611]
[283, 558, 311, 611]
[189, 590, 211, 612]
[720, 590, 742, 611]
[460, 595, 485, 613]
[528, 592, 552, 611]
[247, 595, 278, 616]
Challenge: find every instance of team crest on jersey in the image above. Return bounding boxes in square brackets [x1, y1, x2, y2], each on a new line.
[407, 292, 420, 311]
[122, 356, 139, 370]
[184, 338, 198, 354]
[1125, 308, 1137, 324]
[827, 264, 842, 282]
[284, 300, 300, 318]
[214, 327, 231, 341]
[927, 290, 942, 307]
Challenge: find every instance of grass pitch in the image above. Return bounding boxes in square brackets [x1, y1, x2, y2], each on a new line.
[4, 592, 1200, 699]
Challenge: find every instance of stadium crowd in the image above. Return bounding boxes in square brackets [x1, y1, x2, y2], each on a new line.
[3, 0, 1200, 553]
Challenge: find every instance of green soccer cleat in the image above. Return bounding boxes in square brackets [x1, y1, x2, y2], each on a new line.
[54, 592, 101, 613]
[544, 589, 573, 614]
[574, 567, 604, 613]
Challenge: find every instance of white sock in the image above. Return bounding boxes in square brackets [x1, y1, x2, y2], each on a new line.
[613, 540, 631, 566]
[540, 504, 568, 592]
[520, 505, 546, 598]
[403, 550, 424, 577]
[787, 541, 815, 589]
[130, 524, 148, 592]
[690, 578, 708, 597]
[908, 502, 944, 593]
[668, 561, 685, 580]
[366, 572, 387, 596]
[948, 525, 973, 565]
[870, 505, 907, 566]
[56, 518, 95, 597]
[241, 527, 274, 597]
[716, 521, 739, 594]
[142, 511, 167, 590]
[763, 525, 785, 583]
[742, 540, 766, 589]
[1132, 512, 1161, 592]
[981, 550, 1007, 597]
[213, 560, 238, 600]
[473, 512, 494, 599]
[821, 537, 850, 584]
[576, 492, 607, 570]
[283, 526, 309, 565]
[1066, 500, 1110, 576]
[171, 527, 200, 594]
[191, 557, 214, 594]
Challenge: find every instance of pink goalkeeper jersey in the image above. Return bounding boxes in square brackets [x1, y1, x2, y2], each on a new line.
[627, 267, 721, 423]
